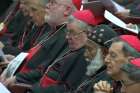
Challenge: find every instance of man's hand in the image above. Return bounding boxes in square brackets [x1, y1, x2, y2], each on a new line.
[115, 9, 130, 17]
[93, 80, 113, 93]
[3, 76, 16, 87]
[5, 54, 15, 61]
[0, 54, 15, 63]
[0, 41, 4, 49]
[126, 23, 138, 29]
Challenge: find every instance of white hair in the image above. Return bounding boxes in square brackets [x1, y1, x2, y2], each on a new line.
[68, 15, 91, 31]
[86, 48, 104, 76]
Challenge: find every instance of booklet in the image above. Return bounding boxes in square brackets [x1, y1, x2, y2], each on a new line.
[3, 52, 29, 78]
[0, 82, 11, 93]
[104, 10, 139, 34]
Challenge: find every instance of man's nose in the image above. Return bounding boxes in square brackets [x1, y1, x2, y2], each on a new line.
[66, 34, 73, 40]
[29, 12, 33, 17]
[104, 55, 111, 64]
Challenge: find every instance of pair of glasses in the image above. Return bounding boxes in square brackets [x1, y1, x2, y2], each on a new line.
[67, 30, 86, 38]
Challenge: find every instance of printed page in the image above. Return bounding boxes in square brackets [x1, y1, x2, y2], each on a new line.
[104, 10, 139, 34]
[3, 52, 29, 78]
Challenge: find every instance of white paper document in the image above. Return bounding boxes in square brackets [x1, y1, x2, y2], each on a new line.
[0, 83, 11, 93]
[4, 52, 29, 78]
[104, 10, 139, 34]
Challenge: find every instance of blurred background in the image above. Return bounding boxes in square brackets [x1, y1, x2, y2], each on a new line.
[0, 0, 13, 16]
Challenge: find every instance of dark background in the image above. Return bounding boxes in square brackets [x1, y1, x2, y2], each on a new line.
[0, 0, 13, 16]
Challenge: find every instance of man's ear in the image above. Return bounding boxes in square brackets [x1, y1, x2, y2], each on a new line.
[128, 56, 135, 62]
[64, 6, 72, 17]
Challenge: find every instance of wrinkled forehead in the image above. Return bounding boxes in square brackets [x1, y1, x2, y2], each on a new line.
[109, 42, 124, 53]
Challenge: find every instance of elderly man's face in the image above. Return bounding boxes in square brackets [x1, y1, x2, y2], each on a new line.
[45, 0, 71, 24]
[104, 42, 128, 78]
[66, 22, 88, 51]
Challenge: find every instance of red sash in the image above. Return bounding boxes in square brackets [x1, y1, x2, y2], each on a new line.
[19, 45, 41, 73]
[40, 76, 59, 88]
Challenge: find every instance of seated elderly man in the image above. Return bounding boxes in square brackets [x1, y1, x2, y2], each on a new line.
[69, 24, 118, 93]
[2, 10, 99, 93]
[0, 0, 77, 83]
[0, 0, 48, 56]
[94, 35, 140, 93]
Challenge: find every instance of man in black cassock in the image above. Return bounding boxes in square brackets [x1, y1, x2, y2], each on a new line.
[5, 9, 94, 93]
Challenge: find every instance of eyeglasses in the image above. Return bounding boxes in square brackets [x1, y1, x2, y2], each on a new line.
[67, 30, 86, 38]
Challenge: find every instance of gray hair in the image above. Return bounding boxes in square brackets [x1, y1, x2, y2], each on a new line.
[86, 48, 104, 76]
[112, 37, 140, 58]
[68, 15, 91, 32]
